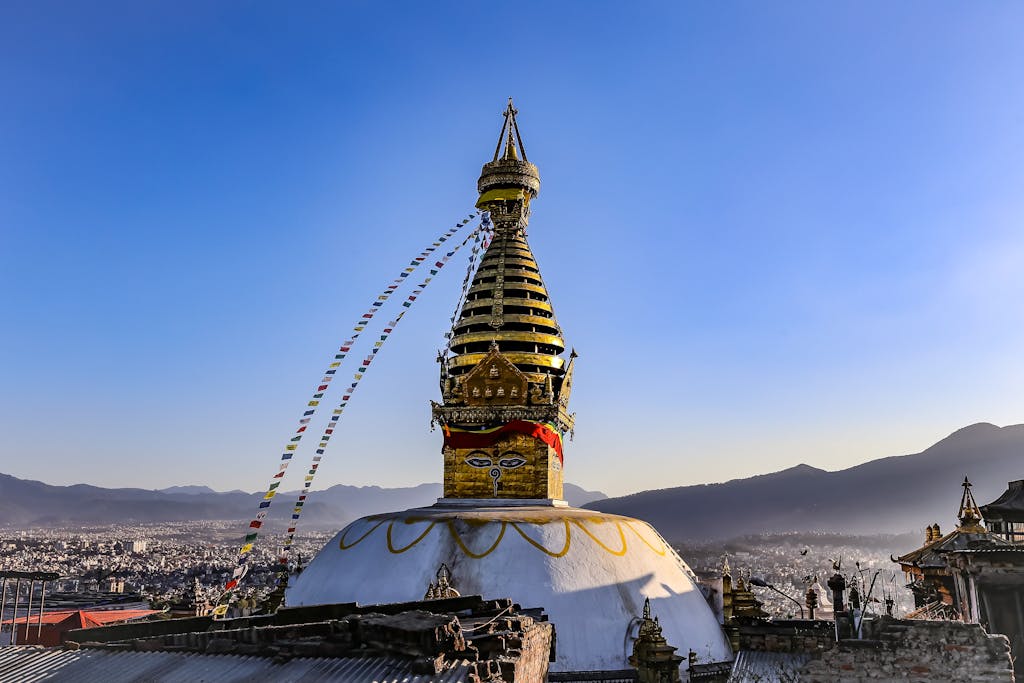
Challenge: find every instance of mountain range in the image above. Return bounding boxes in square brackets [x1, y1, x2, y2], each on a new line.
[585, 422, 1024, 541]
[2, 422, 1021, 540]
[0, 475, 605, 530]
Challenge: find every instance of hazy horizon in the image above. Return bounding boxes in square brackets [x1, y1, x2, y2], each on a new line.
[5, 4, 1024, 497]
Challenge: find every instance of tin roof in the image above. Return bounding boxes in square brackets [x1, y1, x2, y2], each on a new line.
[727, 650, 811, 682]
[0, 647, 476, 683]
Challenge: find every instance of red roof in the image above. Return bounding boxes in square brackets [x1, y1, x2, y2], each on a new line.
[5, 608, 160, 627]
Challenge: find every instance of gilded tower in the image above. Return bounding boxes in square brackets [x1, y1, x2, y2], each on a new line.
[432, 99, 576, 501]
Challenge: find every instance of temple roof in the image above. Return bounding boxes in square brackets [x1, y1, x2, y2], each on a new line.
[897, 528, 1009, 569]
[897, 477, 1011, 569]
[980, 479, 1024, 519]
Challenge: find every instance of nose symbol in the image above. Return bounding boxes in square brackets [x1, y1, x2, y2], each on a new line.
[465, 453, 527, 496]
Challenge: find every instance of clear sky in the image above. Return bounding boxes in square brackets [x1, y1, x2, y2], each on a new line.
[3, 2, 1024, 497]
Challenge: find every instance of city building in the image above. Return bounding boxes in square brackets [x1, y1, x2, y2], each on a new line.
[286, 102, 734, 678]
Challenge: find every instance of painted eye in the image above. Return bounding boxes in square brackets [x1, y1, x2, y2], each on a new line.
[498, 457, 526, 469]
[466, 457, 492, 468]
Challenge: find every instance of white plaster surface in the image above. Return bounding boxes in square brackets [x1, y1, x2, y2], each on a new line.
[287, 506, 733, 673]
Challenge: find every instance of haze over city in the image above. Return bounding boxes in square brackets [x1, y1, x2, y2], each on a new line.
[4, 2, 1024, 497]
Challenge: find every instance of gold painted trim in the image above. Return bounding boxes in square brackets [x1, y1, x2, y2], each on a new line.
[571, 519, 628, 556]
[450, 331, 564, 347]
[454, 314, 561, 329]
[386, 520, 438, 553]
[339, 520, 386, 549]
[447, 520, 507, 558]
[335, 515, 668, 560]
[449, 353, 565, 370]
[510, 520, 571, 557]
[468, 282, 549, 297]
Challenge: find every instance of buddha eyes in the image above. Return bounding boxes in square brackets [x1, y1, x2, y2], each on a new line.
[463, 453, 527, 469]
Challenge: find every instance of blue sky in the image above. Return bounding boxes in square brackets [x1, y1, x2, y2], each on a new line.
[3, 2, 1024, 496]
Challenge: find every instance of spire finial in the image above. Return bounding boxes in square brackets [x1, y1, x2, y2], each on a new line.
[958, 475, 984, 530]
[492, 97, 527, 163]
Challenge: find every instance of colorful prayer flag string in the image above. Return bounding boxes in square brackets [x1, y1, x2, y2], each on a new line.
[269, 221, 490, 587]
[444, 212, 489, 353]
[213, 211, 478, 617]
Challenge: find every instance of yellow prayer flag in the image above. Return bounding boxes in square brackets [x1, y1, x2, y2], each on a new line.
[286, 444, 298, 451]
[241, 543, 253, 553]
[264, 491, 277, 500]
[305, 475, 314, 481]
[308, 400, 320, 406]
[213, 604, 229, 616]
[330, 362, 341, 368]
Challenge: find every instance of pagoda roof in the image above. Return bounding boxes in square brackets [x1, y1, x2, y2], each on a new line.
[980, 479, 1024, 519]
[897, 528, 1011, 569]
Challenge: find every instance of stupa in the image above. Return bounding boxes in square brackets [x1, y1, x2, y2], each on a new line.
[287, 101, 733, 675]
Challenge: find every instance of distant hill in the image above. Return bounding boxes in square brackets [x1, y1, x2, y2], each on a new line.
[0, 475, 606, 529]
[585, 422, 1024, 541]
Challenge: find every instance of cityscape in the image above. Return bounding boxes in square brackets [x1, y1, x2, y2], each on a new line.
[5, 2, 1024, 681]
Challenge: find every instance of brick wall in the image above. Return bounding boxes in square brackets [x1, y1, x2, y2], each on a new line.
[799, 618, 1014, 682]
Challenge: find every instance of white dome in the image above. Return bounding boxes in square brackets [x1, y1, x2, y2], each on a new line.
[287, 504, 733, 673]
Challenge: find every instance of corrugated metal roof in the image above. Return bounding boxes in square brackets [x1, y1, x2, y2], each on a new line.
[727, 650, 811, 683]
[0, 647, 474, 682]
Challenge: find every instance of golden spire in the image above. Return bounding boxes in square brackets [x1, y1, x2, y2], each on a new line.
[432, 102, 574, 502]
[957, 475, 985, 532]
[448, 99, 566, 385]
